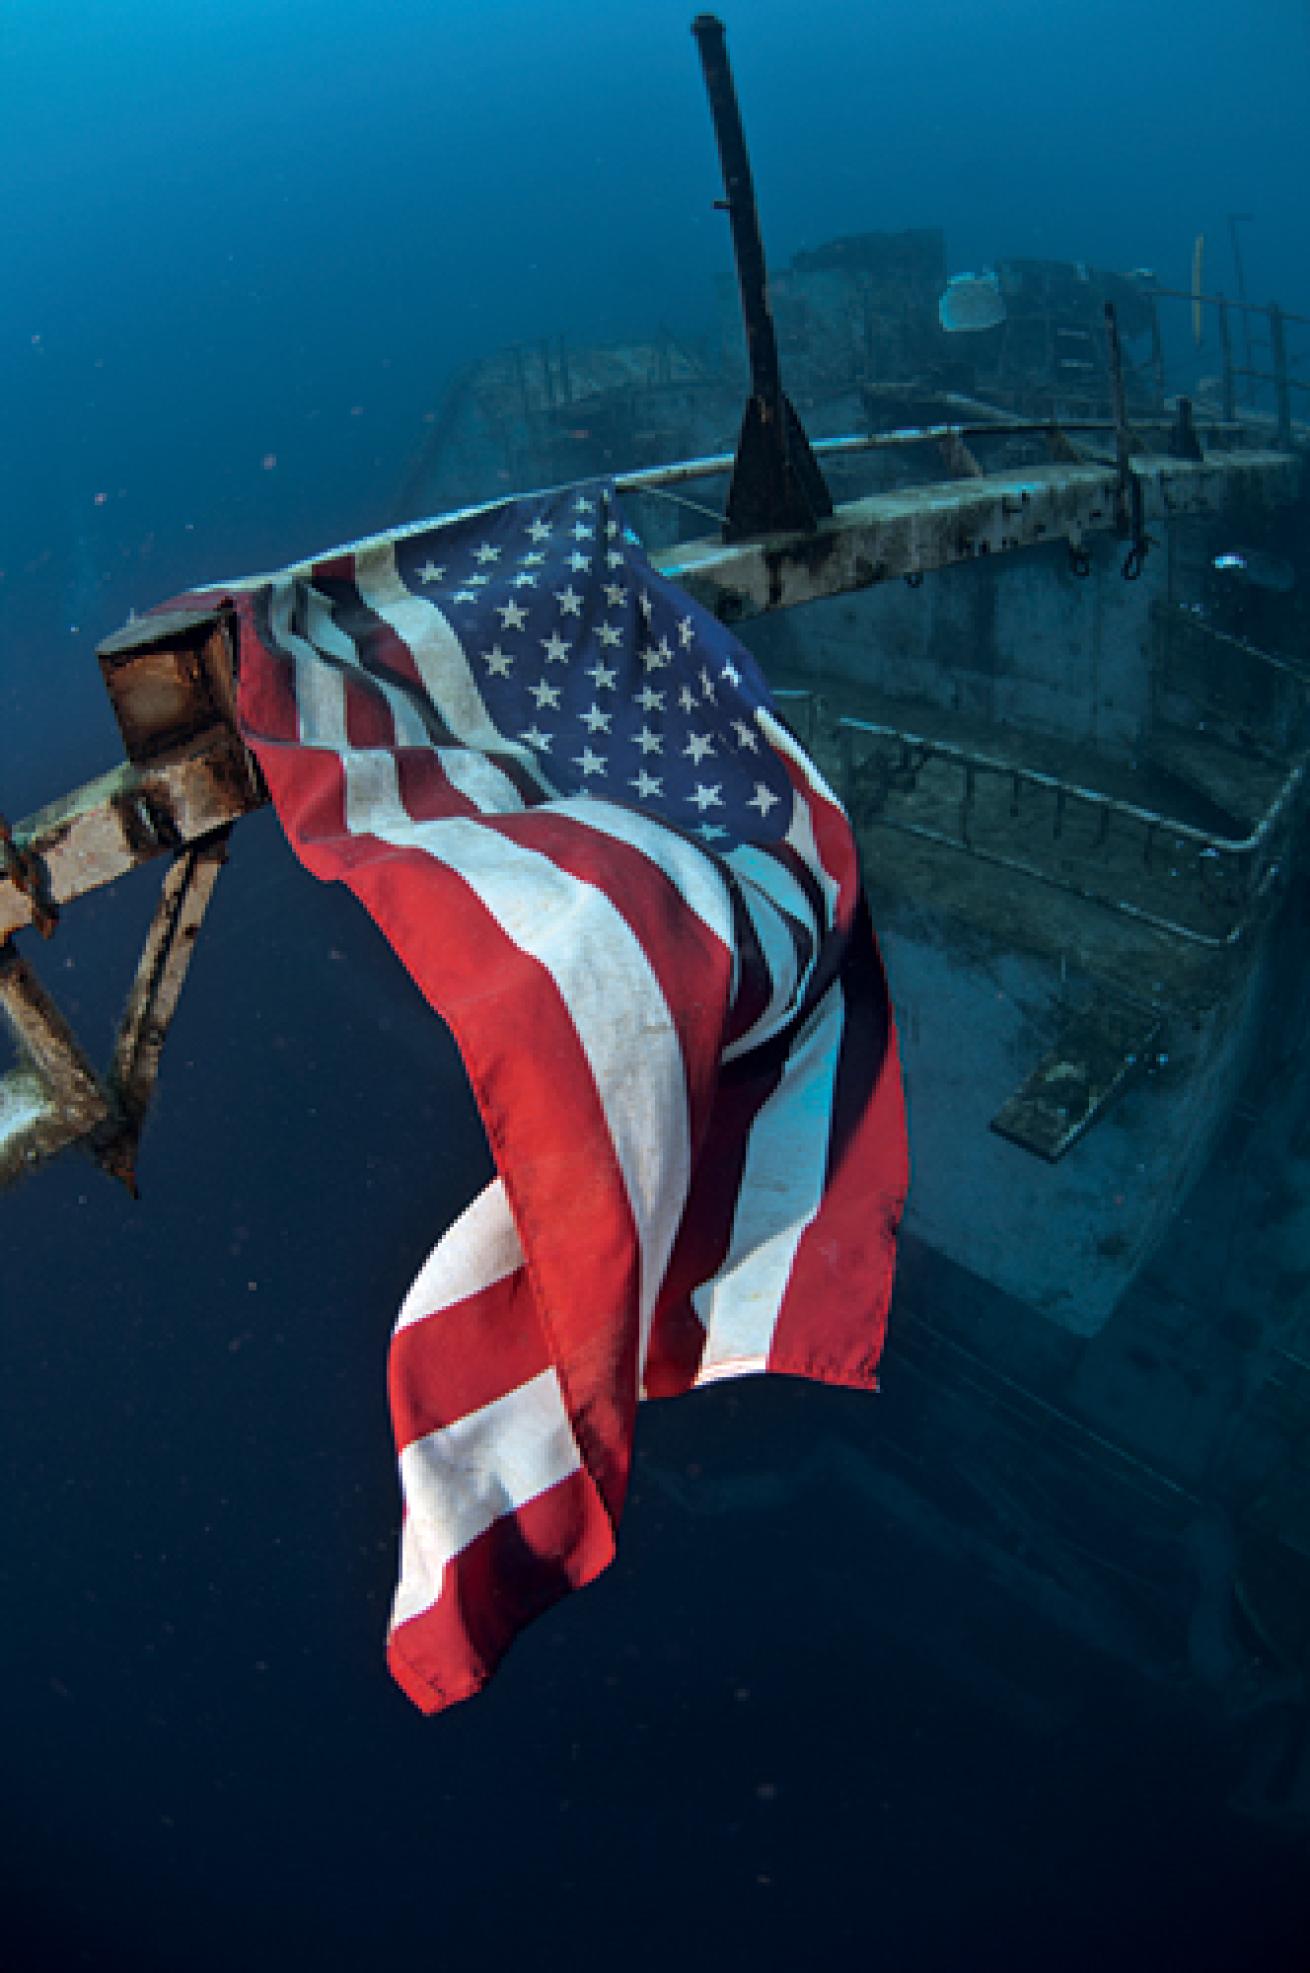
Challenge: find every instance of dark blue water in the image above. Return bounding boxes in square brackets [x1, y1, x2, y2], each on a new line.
[4, 3, 1310, 1965]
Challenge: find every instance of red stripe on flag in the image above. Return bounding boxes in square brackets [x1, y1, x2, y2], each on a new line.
[345, 846, 644, 1517]
[344, 667, 399, 750]
[769, 918, 907, 1386]
[387, 1466, 612, 1714]
[236, 702, 649, 1518]
[318, 575, 428, 695]
[643, 1043, 790, 1395]
[778, 745, 861, 925]
[389, 1263, 554, 1454]
[232, 595, 300, 740]
[394, 745, 486, 825]
[490, 806, 734, 1147]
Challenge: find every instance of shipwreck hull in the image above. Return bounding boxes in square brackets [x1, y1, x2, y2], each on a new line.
[706, 515, 1308, 1340]
[874, 885, 1273, 1335]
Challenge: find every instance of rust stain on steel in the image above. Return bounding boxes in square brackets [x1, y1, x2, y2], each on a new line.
[110, 784, 184, 858]
[1, 827, 234, 1193]
[98, 609, 239, 765]
[656, 449, 1299, 621]
[1, 733, 264, 943]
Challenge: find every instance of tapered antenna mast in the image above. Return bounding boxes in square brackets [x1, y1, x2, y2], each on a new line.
[691, 13, 832, 540]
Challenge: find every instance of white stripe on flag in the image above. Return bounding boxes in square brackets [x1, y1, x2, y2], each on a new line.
[720, 866, 807, 1063]
[390, 1364, 580, 1633]
[757, 704, 845, 816]
[300, 585, 433, 747]
[264, 579, 435, 752]
[553, 796, 735, 951]
[692, 974, 845, 1380]
[270, 577, 540, 811]
[356, 544, 557, 795]
[355, 543, 501, 749]
[266, 583, 348, 749]
[335, 779, 694, 1356]
[395, 1177, 522, 1338]
[436, 747, 530, 814]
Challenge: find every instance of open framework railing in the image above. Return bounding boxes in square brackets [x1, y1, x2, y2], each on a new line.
[831, 711, 1303, 950]
[1151, 286, 1309, 448]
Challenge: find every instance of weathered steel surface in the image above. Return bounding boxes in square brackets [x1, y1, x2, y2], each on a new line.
[2, 607, 261, 943]
[109, 834, 231, 1166]
[99, 609, 241, 763]
[655, 449, 1300, 620]
[0, 833, 232, 1192]
[0, 944, 112, 1186]
[0, 734, 263, 943]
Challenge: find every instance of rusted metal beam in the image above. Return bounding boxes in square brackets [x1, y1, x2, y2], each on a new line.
[0, 733, 262, 943]
[1, 832, 233, 1192]
[3, 448, 1294, 953]
[0, 944, 113, 1185]
[1, 608, 263, 944]
[98, 607, 243, 760]
[107, 831, 232, 1186]
[0, 606, 262, 1190]
[654, 449, 1300, 621]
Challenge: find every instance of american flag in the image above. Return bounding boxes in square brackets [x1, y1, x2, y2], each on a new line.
[223, 479, 907, 1714]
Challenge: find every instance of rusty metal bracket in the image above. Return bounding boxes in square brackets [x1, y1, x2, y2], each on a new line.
[0, 812, 59, 938]
[1, 604, 264, 1192]
[0, 831, 232, 1194]
[0, 943, 113, 1183]
[1, 611, 262, 946]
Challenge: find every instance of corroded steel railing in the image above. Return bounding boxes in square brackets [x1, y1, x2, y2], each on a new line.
[835, 712, 1303, 949]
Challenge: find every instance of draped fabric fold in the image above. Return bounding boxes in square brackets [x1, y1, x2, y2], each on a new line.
[218, 480, 906, 1712]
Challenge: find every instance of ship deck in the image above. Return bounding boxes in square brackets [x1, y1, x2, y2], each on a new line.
[774, 666, 1297, 1020]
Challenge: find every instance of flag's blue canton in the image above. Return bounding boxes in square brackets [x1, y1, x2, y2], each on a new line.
[394, 483, 791, 850]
